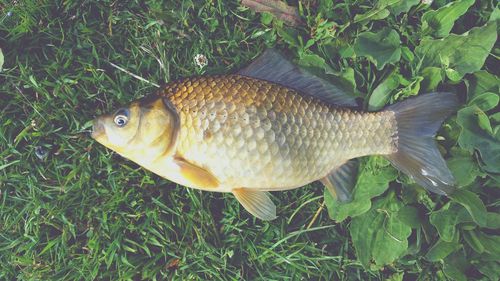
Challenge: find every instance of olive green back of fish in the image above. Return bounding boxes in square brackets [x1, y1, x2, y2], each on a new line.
[162, 74, 397, 191]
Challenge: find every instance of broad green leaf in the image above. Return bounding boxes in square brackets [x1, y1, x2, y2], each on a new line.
[371, 211, 411, 266]
[463, 230, 484, 253]
[296, 52, 357, 95]
[445, 67, 462, 82]
[476, 233, 500, 259]
[322, 39, 354, 59]
[415, 21, 497, 80]
[489, 6, 500, 22]
[468, 71, 500, 101]
[443, 251, 468, 281]
[338, 67, 356, 91]
[397, 206, 421, 229]
[447, 154, 483, 187]
[354, 9, 389, 23]
[0, 48, 3, 72]
[353, 0, 417, 21]
[491, 112, 500, 123]
[393, 76, 423, 100]
[354, 28, 401, 70]
[353, 0, 399, 23]
[350, 192, 412, 269]
[389, 0, 419, 15]
[430, 203, 471, 242]
[260, 12, 274, 25]
[325, 157, 397, 222]
[421, 0, 475, 38]
[420, 66, 442, 91]
[368, 71, 400, 110]
[277, 27, 300, 47]
[477, 261, 500, 281]
[298, 52, 333, 71]
[476, 110, 493, 134]
[449, 189, 487, 227]
[457, 105, 500, 173]
[339, 46, 355, 59]
[486, 212, 500, 229]
[400, 46, 414, 62]
[425, 238, 461, 262]
[469, 92, 499, 112]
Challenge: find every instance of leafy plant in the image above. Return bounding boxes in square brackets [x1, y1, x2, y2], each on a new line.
[259, 0, 499, 278]
[310, 1, 498, 279]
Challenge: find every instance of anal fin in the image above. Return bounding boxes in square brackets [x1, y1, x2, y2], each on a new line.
[173, 157, 219, 189]
[233, 189, 277, 221]
[321, 160, 358, 203]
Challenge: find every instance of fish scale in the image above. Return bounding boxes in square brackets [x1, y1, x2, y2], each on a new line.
[163, 74, 397, 192]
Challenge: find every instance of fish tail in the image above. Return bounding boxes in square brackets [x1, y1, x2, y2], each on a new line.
[384, 92, 459, 195]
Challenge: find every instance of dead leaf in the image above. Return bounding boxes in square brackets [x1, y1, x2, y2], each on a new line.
[166, 258, 180, 270]
[241, 0, 303, 26]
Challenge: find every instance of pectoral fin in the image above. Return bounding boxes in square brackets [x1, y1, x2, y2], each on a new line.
[233, 189, 277, 221]
[173, 158, 219, 189]
[321, 160, 358, 203]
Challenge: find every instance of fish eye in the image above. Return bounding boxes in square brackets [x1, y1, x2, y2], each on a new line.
[113, 108, 129, 127]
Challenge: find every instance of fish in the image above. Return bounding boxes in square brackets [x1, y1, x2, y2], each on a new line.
[91, 49, 459, 220]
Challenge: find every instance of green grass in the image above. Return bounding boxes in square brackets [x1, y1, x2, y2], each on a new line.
[0, 0, 499, 280]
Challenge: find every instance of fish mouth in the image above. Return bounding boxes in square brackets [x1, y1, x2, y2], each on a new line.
[90, 119, 105, 140]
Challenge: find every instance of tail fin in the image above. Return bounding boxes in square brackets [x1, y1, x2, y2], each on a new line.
[384, 92, 459, 195]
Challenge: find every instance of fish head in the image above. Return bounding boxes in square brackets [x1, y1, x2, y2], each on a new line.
[91, 96, 179, 162]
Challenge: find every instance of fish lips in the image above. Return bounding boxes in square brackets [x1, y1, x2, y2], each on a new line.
[90, 118, 106, 140]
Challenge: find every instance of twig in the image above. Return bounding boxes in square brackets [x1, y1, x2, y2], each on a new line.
[140, 45, 168, 78]
[307, 201, 325, 229]
[108, 62, 160, 88]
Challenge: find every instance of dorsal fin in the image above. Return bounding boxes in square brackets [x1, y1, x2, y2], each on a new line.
[238, 49, 357, 107]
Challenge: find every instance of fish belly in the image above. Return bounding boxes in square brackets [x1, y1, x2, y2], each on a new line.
[164, 75, 397, 192]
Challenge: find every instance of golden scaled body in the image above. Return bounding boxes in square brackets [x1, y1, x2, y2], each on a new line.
[164, 75, 396, 192]
[91, 49, 458, 220]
